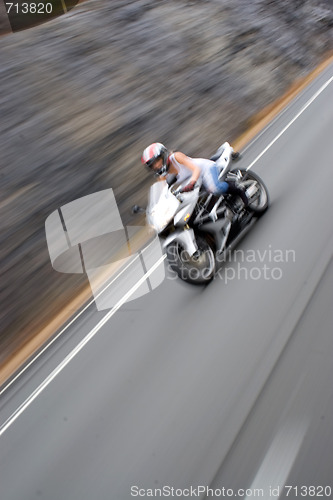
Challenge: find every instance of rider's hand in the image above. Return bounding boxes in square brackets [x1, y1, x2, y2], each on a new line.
[180, 181, 196, 193]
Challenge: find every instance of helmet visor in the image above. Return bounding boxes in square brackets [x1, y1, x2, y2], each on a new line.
[148, 156, 165, 174]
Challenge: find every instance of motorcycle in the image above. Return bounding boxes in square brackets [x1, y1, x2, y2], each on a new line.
[133, 144, 269, 284]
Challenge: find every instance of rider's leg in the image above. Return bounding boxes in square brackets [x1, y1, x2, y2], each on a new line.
[202, 164, 229, 194]
[203, 165, 249, 208]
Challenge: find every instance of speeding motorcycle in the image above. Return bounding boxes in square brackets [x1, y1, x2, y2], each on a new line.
[133, 144, 269, 284]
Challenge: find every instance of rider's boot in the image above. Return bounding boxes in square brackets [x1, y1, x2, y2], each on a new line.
[231, 151, 241, 161]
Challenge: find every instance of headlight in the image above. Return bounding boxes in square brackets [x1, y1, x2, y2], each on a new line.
[147, 210, 171, 233]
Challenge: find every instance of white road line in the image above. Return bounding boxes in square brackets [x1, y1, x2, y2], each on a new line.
[241, 66, 331, 155]
[244, 421, 308, 500]
[0, 240, 155, 396]
[246, 75, 333, 171]
[0, 255, 166, 437]
[1, 71, 332, 434]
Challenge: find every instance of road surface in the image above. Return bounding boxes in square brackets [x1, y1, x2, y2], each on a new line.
[0, 63, 332, 500]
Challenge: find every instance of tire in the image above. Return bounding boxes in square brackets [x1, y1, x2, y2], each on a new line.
[166, 236, 216, 285]
[237, 169, 269, 214]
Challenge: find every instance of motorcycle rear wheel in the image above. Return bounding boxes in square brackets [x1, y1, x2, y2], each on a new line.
[166, 236, 216, 285]
[237, 169, 269, 214]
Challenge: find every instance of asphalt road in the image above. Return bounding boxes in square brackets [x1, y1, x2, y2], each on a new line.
[0, 63, 333, 500]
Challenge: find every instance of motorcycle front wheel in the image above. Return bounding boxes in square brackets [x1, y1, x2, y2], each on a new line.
[166, 236, 216, 285]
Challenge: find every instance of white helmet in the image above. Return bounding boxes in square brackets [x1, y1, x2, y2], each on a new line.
[141, 142, 169, 175]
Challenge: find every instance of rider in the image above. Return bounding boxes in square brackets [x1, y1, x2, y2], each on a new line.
[141, 142, 249, 207]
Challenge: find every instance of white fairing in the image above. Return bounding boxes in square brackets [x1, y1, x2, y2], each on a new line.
[146, 181, 199, 257]
[163, 228, 198, 256]
[216, 142, 233, 179]
[174, 187, 200, 227]
[146, 182, 180, 233]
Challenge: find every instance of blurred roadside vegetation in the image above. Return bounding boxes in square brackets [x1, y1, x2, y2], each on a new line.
[0, 0, 332, 372]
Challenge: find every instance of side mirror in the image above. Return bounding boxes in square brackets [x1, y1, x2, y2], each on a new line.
[132, 205, 146, 215]
[166, 174, 177, 187]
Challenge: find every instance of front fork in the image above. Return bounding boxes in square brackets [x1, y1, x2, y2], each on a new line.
[163, 228, 198, 257]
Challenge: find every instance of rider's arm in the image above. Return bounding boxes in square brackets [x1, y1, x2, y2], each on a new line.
[173, 152, 201, 183]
